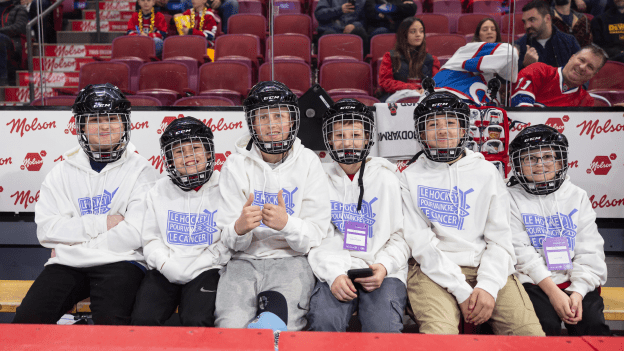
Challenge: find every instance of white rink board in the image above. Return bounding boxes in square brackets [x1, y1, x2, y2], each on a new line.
[0, 108, 623, 218]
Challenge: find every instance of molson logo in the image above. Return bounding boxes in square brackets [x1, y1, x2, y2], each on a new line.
[157, 116, 181, 134]
[148, 155, 165, 174]
[577, 119, 624, 140]
[7, 118, 57, 137]
[589, 194, 624, 209]
[586, 154, 616, 175]
[545, 116, 568, 133]
[157, 114, 244, 134]
[0, 157, 12, 166]
[54, 45, 86, 57]
[214, 151, 231, 172]
[11, 190, 40, 209]
[21, 151, 46, 171]
[396, 160, 409, 172]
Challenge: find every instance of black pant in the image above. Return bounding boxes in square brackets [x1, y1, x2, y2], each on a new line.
[131, 268, 220, 326]
[523, 283, 611, 336]
[13, 262, 145, 325]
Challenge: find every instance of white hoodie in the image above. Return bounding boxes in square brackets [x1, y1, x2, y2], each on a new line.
[217, 135, 331, 259]
[141, 172, 233, 285]
[400, 150, 516, 304]
[508, 176, 607, 298]
[35, 143, 158, 268]
[308, 157, 411, 289]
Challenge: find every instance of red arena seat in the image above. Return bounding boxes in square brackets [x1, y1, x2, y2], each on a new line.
[266, 34, 311, 64]
[416, 14, 450, 34]
[199, 61, 252, 105]
[317, 34, 363, 66]
[319, 61, 372, 96]
[258, 60, 311, 97]
[588, 61, 624, 90]
[79, 61, 131, 92]
[274, 14, 312, 38]
[136, 62, 191, 105]
[173, 96, 236, 106]
[126, 95, 163, 106]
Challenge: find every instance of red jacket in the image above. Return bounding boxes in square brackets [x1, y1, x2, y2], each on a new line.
[378, 51, 440, 94]
[181, 8, 218, 42]
[127, 11, 167, 39]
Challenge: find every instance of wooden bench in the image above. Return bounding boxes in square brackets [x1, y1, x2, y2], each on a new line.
[600, 287, 624, 321]
[0, 280, 91, 313]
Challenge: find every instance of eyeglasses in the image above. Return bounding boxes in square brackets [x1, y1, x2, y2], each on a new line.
[520, 154, 556, 166]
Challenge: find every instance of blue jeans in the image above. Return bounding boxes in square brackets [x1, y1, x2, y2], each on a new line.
[307, 277, 407, 333]
[0, 33, 12, 82]
[220, 0, 238, 33]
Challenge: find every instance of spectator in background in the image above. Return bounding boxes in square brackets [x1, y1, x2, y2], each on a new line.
[127, 0, 168, 56]
[511, 45, 607, 107]
[22, 0, 53, 43]
[552, 0, 593, 47]
[315, 0, 368, 53]
[472, 17, 502, 43]
[573, 0, 607, 17]
[516, 0, 580, 70]
[364, 0, 417, 38]
[378, 18, 440, 101]
[180, 0, 237, 33]
[178, 0, 218, 48]
[0, 0, 27, 86]
[591, 0, 624, 62]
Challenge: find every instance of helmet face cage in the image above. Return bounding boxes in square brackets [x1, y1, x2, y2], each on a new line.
[511, 143, 569, 195]
[76, 112, 131, 163]
[415, 111, 469, 162]
[161, 136, 215, 191]
[246, 103, 300, 154]
[322, 112, 375, 164]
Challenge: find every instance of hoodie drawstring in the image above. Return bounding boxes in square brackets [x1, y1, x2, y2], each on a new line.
[356, 158, 366, 212]
[187, 190, 206, 237]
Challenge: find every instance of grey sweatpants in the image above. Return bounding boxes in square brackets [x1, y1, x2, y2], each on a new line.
[214, 256, 315, 331]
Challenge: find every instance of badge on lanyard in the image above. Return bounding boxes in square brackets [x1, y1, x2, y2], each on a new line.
[543, 237, 573, 271]
[343, 221, 368, 252]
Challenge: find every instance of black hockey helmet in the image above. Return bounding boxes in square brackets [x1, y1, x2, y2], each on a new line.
[509, 124, 569, 195]
[322, 99, 375, 164]
[243, 81, 300, 154]
[160, 117, 215, 191]
[72, 83, 131, 163]
[413, 91, 470, 162]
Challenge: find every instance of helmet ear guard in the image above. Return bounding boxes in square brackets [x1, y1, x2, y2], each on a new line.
[243, 81, 300, 154]
[322, 99, 375, 164]
[508, 124, 569, 195]
[160, 117, 215, 191]
[72, 83, 131, 163]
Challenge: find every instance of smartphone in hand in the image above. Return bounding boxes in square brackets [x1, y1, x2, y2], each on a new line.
[347, 268, 373, 281]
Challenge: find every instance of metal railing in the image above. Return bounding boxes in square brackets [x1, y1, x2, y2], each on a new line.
[26, 0, 64, 102]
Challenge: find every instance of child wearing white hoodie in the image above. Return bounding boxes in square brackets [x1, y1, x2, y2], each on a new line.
[214, 81, 331, 331]
[399, 91, 544, 335]
[307, 99, 411, 332]
[131, 117, 231, 326]
[507, 124, 610, 336]
[13, 84, 158, 325]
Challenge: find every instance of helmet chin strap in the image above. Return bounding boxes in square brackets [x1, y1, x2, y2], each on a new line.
[246, 138, 254, 151]
[356, 158, 366, 212]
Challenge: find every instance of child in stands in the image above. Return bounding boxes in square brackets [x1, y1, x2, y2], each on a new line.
[127, 0, 168, 56]
[307, 99, 410, 333]
[131, 117, 231, 326]
[507, 124, 611, 336]
[178, 0, 218, 48]
[13, 83, 158, 325]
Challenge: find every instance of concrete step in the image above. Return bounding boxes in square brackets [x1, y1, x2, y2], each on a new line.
[17, 71, 80, 87]
[83, 10, 134, 21]
[56, 31, 125, 44]
[69, 20, 128, 32]
[34, 44, 112, 58]
[1, 87, 78, 103]
[32, 57, 96, 72]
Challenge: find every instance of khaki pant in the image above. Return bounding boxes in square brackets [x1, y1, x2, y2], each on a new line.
[407, 263, 545, 336]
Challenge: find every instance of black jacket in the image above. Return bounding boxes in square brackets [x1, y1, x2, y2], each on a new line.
[591, 7, 624, 59]
[364, 0, 416, 32]
[0, 0, 28, 52]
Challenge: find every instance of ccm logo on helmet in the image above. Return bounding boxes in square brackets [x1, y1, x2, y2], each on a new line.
[340, 106, 356, 110]
[93, 102, 111, 108]
[523, 136, 541, 142]
[174, 129, 192, 135]
[262, 96, 280, 101]
[431, 102, 448, 107]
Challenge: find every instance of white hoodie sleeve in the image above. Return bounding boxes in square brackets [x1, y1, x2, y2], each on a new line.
[141, 188, 170, 271]
[36, 166, 108, 248]
[374, 181, 411, 276]
[400, 173, 474, 304]
[475, 175, 517, 301]
[217, 157, 254, 252]
[308, 225, 353, 288]
[82, 167, 157, 253]
[279, 157, 331, 254]
[566, 192, 608, 298]
[510, 194, 551, 285]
